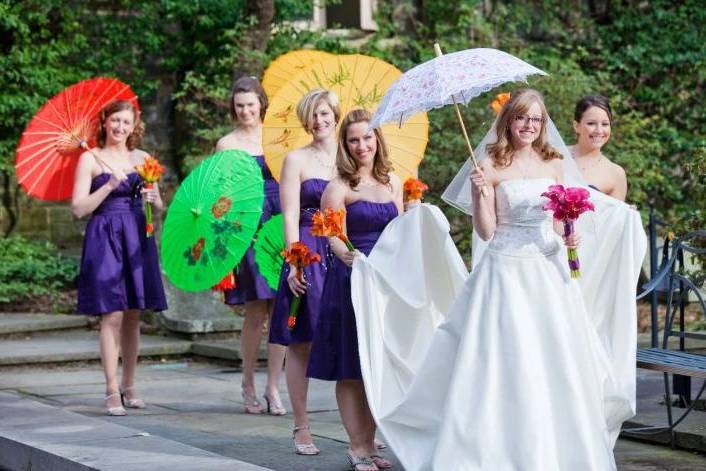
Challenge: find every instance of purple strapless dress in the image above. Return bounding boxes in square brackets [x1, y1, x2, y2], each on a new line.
[224, 155, 281, 305]
[307, 200, 398, 381]
[77, 173, 167, 315]
[269, 178, 330, 345]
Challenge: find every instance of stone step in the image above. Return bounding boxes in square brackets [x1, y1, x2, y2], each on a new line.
[0, 330, 192, 367]
[0, 391, 271, 471]
[192, 339, 268, 362]
[0, 313, 89, 336]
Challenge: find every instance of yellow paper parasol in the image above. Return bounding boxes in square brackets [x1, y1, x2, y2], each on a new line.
[262, 54, 429, 182]
[262, 50, 334, 98]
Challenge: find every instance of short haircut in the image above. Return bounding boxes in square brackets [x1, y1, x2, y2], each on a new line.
[296, 89, 341, 133]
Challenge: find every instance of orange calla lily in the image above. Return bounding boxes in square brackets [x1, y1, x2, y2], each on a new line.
[281, 241, 322, 330]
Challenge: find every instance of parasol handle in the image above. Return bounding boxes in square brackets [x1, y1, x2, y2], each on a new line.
[433, 43, 488, 198]
[77, 138, 117, 175]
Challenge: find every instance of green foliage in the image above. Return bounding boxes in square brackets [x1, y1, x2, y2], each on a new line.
[0, 235, 78, 304]
[1, 0, 704, 265]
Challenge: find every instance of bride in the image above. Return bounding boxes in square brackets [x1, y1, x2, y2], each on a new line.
[351, 89, 646, 470]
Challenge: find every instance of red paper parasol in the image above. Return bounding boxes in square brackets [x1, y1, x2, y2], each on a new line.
[15, 77, 140, 201]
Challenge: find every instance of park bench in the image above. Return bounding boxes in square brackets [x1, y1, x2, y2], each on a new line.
[627, 225, 706, 446]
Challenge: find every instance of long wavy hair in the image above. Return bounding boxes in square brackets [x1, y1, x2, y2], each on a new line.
[95, 100, 144, 150]
[486, 88, 562, 168]
[336, 109, 392, 189]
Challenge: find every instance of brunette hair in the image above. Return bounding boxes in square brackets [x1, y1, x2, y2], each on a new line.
[336, 109, 392, 189]
[296, 89, 341, 133]
[574, 95, 613, 124]
[229, 76, 268, 121]
[486, 88, 562, 168]
[96, 100, 143, 150]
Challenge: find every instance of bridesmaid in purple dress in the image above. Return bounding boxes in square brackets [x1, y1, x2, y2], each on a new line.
[72, 100, 167, 416]
[269, 89, 340, 455]
[215, 76, 286, 415]
[308, 109, 403, 471]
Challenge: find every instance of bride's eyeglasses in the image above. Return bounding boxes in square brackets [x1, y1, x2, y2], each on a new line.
[514, 115, 544, 126]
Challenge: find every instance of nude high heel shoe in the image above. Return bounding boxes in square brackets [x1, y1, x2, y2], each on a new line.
[104, 392, 127, 416]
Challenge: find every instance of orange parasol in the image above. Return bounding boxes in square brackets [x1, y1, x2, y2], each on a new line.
[15, 77, 140, 201]
[263, 54, 429, 182]
[262, 50, 333, 98]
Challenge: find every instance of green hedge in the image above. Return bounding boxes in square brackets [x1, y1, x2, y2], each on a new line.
[0, 235, 78, 305]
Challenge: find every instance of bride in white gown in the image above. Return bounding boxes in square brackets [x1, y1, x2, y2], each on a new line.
[351, 89, 647, 470]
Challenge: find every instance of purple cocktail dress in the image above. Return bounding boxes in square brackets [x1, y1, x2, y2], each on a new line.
[224, 155, 281, 304]
[77, 172, 167, 315]
[269, 178, 330, 345]
[307, 200, 398, 380]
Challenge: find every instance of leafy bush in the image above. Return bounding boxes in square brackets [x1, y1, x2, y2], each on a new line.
[0, 235, 78, 305]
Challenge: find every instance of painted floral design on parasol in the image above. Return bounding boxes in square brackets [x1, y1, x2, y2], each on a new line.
[15, 77, 140, 200]
[160, 150, 264, 292]
[263, 54, 429, 182]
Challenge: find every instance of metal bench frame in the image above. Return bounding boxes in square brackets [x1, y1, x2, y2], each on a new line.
[626, 229, 706, 446]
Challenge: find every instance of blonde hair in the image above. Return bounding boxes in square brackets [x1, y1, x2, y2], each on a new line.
[336, 109, 392, 189]
[96, 100, 143, 150]
[296, 89, 341, 133]
[486, 88, 562, 168]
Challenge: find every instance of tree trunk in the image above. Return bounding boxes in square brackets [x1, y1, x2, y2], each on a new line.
[1, 170, 18, 237]
[232, 0, 275, 83]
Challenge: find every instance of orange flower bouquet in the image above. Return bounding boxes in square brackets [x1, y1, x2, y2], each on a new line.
[135, 156, 165, 237]
[282, 242, 321, 330]
[403, 178, 429, 203]
[310, 207, 355, 251]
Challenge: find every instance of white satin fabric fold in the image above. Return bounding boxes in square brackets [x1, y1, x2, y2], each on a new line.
[351, 191, 646, 470]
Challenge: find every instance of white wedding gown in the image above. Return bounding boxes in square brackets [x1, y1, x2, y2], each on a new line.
[351, 178, 646, 471]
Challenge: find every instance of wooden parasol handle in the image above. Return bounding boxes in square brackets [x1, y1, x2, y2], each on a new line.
[433, 43, 487, 198]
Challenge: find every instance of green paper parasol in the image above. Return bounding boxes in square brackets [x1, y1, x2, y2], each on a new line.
[160, 150, 264, 291]
[253, 214, 285, 290]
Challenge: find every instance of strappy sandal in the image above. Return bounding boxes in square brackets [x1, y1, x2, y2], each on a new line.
[119, 386, 146, 409]
[374, 438, 387, 450]
[292, 426, 320, 455]
[241, 390, 263, 414]
[104, 392, 127, 416]
[347, 450, 378, 471]
[371, 455, 393, 469]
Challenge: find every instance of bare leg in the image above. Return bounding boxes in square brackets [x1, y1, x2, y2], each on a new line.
[286, 342, 316, 447]
[336, 380, 377, 458]
[119, 309, 141, 401]
[264, 299, 286, 414]
[100, 311, 123, 408]
[238, 300, 267, 412]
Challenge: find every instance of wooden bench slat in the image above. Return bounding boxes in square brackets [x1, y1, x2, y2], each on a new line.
[637, 348, 706, 378]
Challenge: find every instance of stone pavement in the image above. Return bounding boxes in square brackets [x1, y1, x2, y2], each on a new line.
[1, 360, 705, 470]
